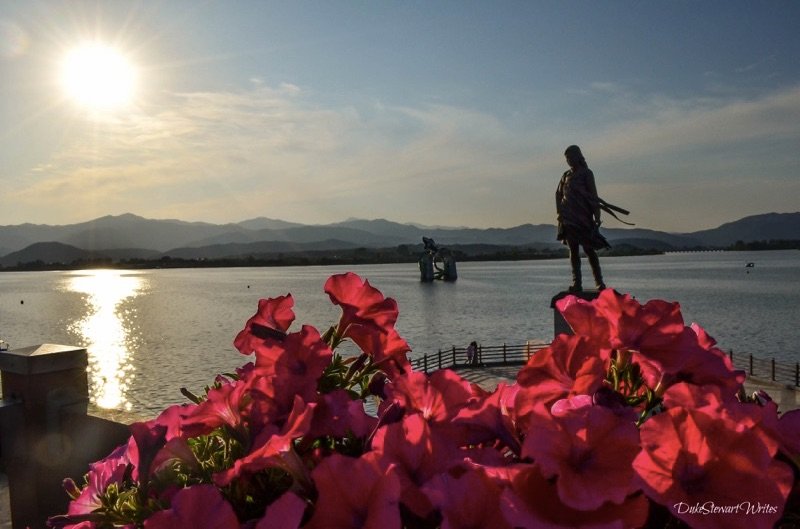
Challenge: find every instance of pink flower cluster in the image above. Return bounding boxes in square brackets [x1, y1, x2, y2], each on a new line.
[51, 274, 800, 529]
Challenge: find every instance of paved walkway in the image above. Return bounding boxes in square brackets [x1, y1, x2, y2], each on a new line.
[1, 371, 797, 528]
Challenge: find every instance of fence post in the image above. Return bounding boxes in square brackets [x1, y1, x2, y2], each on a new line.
[502, 343, 507, 364]
[749, 354, 753, 376]
[795, 363, 799, 387]
[478, 345, 482, 366]
[438, 349, 442, 370]
[526, 342, 531, 361]
[452, 348, 456, 367]
[423, 354, 428, 374]
[729, 349, 733, 362]
[771, 358, 776, 381]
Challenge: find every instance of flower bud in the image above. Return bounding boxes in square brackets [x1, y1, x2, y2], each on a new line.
[346, 353, 368, 378]
[367, 372, 387, 399]
[62, 477, 82, 500]
[593, 386, 638, 421]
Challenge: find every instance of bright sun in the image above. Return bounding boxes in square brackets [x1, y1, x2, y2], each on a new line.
[61, 42, 137, 110]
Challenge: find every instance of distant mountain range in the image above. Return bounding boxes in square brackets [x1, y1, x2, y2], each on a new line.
[1, 212, 798, 268]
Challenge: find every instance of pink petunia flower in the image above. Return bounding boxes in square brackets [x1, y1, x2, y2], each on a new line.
[633, 406, 793, 529]
[550, 394, 594, 416]
[662, 323, 745, 398]
[383, 369, 473, 424]
[304, 453, 402, 529]
[214, 395, 316, 488]
[181, 375, 252, 438]
[324, 273, 402, 353]
[421, 466, 512, 529]
[557, 290, 747, 396]
[558, 290, 687, 384]
[661, 382, 781, 456]
[147, 403, 195, 441]
[143, 485, 238, 528]
[557, 289, 684, 351]
[128, 422, 168, 482]
[66, 442, 130, 516]
[253, 325, 332, 406]
[592, 290, 685, 353]
[500, 464, 650, 529]
[452, 381, 521, 453]
[358, 326, 412, 375]
[371, 413, 463, 519]
[777, 408, 800, 462]
[254, 491, 307, 529]
[515, 334, 609, 422]
[306, 388, 378, 440]
[149, 437, 200, 477]
[325, 273, 397, 333]
[234, 294, 295, 355]
[521, 396, 641, 510]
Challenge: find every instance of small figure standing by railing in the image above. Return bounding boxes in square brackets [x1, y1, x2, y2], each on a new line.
[466, 341, 478, 366]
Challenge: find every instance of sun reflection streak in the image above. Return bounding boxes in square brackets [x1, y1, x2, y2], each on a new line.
[66, 270, 146, 410]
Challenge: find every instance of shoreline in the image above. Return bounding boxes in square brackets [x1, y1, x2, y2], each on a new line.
[3, 246, 797, 274]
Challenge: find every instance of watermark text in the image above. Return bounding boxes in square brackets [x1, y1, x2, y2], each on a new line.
[673, 501, 778, 516]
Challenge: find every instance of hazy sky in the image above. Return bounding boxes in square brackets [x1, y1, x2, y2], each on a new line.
[2, 1, 799, 232]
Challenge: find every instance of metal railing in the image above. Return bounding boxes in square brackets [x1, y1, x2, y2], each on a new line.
[730, 350, 800, 387]
[409, 342, 548, 373]
[410, 343, 800, 388]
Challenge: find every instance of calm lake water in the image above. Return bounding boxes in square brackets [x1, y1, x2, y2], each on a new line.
[1, 250, 798, 416]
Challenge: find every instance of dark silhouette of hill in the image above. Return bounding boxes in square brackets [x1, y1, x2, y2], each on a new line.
[164, 239, 361, 259]
[0, 241, 160, 267]
[186, 225, 408, 248]
[686, 212, 800, 247]
[0, 242, 91, 267]
[0, 213, 249, 253]
[235, 217, 305, 231]
[1, 212, 797, 266]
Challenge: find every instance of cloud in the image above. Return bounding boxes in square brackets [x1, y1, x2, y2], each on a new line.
[734, 55, 776, 74]
[582, 85, 800, 163]
[10, 82, 554, 226]
[7, 80, 800, 230]
[589, 81, 624, 94]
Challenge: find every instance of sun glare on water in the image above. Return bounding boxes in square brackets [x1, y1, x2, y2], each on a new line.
[60, 42, 137, 110]
[67, 270, 147, 410]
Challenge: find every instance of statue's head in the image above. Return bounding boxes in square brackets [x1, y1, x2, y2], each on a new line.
[564, 145, 586, 168]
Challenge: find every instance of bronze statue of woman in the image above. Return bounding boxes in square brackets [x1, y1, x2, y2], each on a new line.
[555, 145, 609, 292]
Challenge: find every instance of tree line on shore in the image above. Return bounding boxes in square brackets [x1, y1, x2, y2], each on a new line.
[2, 239, 797, 272]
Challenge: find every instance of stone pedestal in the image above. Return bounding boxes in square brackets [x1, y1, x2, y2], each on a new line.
[550, 290, 603, 338]
[0, 344, 88, 529]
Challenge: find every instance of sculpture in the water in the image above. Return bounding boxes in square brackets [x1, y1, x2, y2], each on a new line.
[419, 237, 457, 282]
